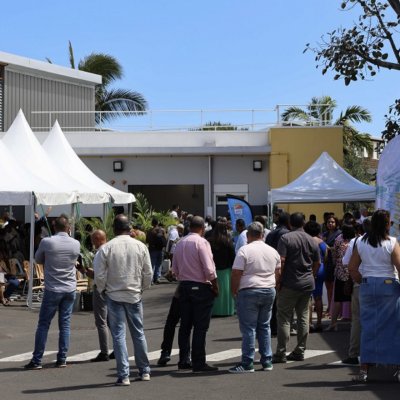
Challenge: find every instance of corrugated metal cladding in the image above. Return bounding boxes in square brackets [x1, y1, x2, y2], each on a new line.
[3, 69, 96, 131]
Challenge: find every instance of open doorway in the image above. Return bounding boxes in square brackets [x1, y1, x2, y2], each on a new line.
[128, 185, 204, 216]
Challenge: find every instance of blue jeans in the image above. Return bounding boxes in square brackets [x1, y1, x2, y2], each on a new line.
[4, 279, 20, 298]
[32, 290, 76, 363]
[235, 288, 276, 365]
[106, 297, 150, 379]
[150, 251, 163, 281]
[178, 281, 214, 368]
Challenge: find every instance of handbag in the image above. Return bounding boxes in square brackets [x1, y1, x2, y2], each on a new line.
[343, 277, 354, 296]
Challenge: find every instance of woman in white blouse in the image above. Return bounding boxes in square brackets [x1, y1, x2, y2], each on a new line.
[349, 209, 400, 382]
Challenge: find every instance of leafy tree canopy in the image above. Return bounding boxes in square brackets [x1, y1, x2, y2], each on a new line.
[305, 0, 400, 142]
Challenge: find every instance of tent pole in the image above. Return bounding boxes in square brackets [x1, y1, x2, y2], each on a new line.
[70, 204, 76, 238]
[103, 203, 107, 229]
[128, 203, 133, 222]
[9, 205, 13, 219]
[27, 195, 35, 308]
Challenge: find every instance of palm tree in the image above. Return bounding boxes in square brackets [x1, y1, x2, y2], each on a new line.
[280, 95, 373, 155]
[46, 41, 148, 124]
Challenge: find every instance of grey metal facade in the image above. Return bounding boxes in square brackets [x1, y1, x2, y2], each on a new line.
[3, 69, 95, 131]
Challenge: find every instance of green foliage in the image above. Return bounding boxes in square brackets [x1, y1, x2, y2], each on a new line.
[343, 152, 374, 184]
[191, 121, 249, 131]
[281, 96, 373, 155]
[132, 193, 178, 232]
[46, 42, 148, 125]
[304, 1, 400, 142]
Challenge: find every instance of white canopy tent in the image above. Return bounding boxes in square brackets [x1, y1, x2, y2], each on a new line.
[2, 110, 111, 205]
[270, 152, 376, 204]
[42, 121, 135, 205]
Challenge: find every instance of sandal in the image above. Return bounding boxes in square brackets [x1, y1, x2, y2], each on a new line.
[395, 370, 400, 382]
[352, 370, 368, 382]
[2, 299, 10, 307]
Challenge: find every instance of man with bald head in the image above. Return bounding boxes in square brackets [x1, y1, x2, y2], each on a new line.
[85, 230, 111, 362]
[172, 216, 219, 373]
[97, 214, 153, 386]
[25, 216, 81, 370]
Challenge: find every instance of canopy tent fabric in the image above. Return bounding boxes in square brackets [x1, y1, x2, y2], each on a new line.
[2, 110, 111, 205]
[0, 140, 77, 205]
[271, 152, 376, 204]
[42, 121, 135, 204]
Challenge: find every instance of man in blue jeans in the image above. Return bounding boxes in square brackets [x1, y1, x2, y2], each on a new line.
[97, 214, 153, 386]
[24, 216, 80, 370]
[229, 221, 281, 373]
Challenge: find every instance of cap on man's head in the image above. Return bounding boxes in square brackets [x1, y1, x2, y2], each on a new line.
[177, 224, 184, 229]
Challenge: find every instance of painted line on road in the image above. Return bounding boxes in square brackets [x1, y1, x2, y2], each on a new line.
[206, 349, 244, 362]
[128, 349, 179, 361]
[0, 351, 57, 362]
[326, 360, 359, 367]
[66, 350, 103, 362]
[286, 350, 335, 363]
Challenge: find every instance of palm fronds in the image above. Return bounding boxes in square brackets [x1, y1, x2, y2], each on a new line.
[68, 40, 76, 69]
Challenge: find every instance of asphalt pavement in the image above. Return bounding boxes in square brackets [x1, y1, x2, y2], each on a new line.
[0, 282, 398, 400]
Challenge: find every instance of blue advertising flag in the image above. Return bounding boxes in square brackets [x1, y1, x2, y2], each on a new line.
[226, 194, 254, 232]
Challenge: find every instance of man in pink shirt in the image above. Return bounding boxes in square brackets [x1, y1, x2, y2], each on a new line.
[172, 216, 219, 373]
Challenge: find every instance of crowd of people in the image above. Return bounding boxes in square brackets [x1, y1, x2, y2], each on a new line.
[1, 204, 400, 385]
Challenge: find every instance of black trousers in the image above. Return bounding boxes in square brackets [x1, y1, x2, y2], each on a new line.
[161, 296, 181, 354]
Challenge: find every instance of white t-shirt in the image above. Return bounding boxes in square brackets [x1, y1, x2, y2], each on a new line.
[170, 210, 178, 219]
[357, 236, 397, 279]
[167, 228, 179, 254]
[92, 244, 104, 286]
[235, 230, 248, 253]
[263, 228, 271, 242]
[233, 240, 281, 290]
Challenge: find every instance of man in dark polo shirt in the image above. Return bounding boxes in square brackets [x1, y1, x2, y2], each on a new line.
[272, 212, 321, 363]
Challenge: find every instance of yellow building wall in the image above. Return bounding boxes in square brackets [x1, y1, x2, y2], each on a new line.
[269, 126, 344, 222]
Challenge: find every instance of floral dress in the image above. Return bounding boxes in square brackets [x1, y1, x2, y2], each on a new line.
[332, 235, 350, 282]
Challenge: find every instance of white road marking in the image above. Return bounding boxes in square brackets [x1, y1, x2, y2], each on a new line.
[206, 349, 245, 362]
[0, 351, 57, 362]
[66, 350, 103, 362]
[286, 350, 335, 363]
[327, 360, 359, 367]
[128, 349, 179, 361]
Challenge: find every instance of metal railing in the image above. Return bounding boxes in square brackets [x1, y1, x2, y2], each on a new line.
[31, 104, 334, 132]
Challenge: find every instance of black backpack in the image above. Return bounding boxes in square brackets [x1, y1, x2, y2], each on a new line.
[154, 228, 167, 250]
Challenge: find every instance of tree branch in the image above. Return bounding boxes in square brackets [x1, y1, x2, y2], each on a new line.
[353, 46, 400, 70]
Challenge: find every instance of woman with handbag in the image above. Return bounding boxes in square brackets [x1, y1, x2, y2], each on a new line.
[325, 224, 355, 331]
[349, 210, 400, 382]
[208, 222, 236, 317]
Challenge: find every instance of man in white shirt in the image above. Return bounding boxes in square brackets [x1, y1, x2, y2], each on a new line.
[97, 215, 153, 386]
[169, 204, 184, 222]
[235, 219, 247, 253]
[229, 222, 281, 373]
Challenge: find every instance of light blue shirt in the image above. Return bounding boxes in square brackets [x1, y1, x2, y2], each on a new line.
[235, 230, 248, 253]
[92, 244, 104, 286]
[35, 232, 80, 293]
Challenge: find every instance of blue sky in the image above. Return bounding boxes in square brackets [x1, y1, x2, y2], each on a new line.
[2, 0, 396, 135]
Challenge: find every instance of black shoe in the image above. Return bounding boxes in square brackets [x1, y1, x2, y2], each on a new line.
[91, 352, 110, 362]
[342, 356, 359, 365]
[109, 351, 115, 360]
[24, 361, 42, 370]
[163, 274, 173, 283]
[55, 360, 67, 368]
[287, 352, 304, 361]
[157, 352, 171, 365]
[192, 364, 218, 373]
[178, 362, 193, 370]
[272, 354, 287, 363]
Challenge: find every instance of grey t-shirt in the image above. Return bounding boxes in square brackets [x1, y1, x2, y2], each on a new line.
[35, 232, 80, 293]
[277, 228, 320, 291]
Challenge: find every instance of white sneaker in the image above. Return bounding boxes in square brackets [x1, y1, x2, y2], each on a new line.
[138, 372, 150, 381]
[115, 378, 130, 386]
